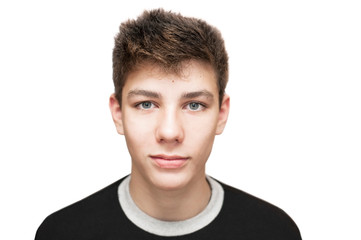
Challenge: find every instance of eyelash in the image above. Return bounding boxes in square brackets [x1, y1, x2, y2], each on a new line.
[134, 101, 207, 111]
[135, 101, 157, 110]
[184, 101, 207, 111]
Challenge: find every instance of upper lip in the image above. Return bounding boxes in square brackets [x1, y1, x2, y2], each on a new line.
[150, 154, 189, 160]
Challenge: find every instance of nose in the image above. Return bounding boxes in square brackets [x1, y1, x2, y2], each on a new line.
[155, 107, 184, 144]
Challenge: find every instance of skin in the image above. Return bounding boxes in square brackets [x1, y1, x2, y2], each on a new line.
[109, 60, 230, 221]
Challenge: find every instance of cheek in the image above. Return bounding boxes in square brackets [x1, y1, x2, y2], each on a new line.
[186, 111, 218, 136]
[184, 115, 218, 157]
[123, 115, 155, 153]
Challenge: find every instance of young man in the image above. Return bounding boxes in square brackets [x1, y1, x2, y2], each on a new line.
[35, 9, 301, 239]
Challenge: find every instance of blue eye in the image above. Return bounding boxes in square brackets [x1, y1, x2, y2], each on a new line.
[188, 102, 202, 111]
[139, 101, 154, 109]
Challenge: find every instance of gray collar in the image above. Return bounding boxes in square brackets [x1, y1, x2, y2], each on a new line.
[118, 175, 224, 236]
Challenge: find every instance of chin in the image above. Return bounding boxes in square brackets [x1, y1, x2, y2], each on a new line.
[149, 171, 192, 191]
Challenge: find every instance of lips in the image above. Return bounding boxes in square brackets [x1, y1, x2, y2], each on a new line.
[150, 154, 189, 169]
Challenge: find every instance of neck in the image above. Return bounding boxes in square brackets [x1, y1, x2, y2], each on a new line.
[129, 172, 211, 221]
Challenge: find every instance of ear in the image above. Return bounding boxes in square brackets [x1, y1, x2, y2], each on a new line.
[216, 94, 230, 135]
[109, 93, 124, 135]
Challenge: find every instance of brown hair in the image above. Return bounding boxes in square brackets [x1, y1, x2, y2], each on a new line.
[112, 9, 228, 107]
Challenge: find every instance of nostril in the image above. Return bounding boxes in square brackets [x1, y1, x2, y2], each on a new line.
[156, 124, 184, 143]
[155, 110, 184, 143]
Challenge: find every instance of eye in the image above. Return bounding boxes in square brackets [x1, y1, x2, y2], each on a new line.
[137, 101, 155, 110]
[186, 102, 204, 111]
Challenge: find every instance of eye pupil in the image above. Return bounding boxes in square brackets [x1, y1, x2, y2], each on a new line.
[142, 102, 152, 109]
[189, 102, 199, 110]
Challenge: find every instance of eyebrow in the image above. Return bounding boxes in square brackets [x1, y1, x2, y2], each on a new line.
[127, 89, 161, 99]
[127, 89, 214, 100]
[182, 90, 214, 100]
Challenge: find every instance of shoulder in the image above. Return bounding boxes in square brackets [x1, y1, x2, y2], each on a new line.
[35, 178, 126, 240]
[215, 179, 302, 239]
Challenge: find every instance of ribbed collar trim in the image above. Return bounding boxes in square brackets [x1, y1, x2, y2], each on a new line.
[118, 175, 224, 236]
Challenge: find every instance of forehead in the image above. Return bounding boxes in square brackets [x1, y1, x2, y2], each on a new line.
[124, 60, 218, 92]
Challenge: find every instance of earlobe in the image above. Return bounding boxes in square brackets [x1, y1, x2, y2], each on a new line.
[216, 94, 230, 135]
[109, 94, 124, 135]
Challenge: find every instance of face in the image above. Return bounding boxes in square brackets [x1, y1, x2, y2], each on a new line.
[109, 60, 230, 191]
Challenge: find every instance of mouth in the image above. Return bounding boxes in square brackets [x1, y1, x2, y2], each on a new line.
[150, 154, 189, 169]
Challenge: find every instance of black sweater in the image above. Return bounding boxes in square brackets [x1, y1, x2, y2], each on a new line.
[35, 177, 301, 240]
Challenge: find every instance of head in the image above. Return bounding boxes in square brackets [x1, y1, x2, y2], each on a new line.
[112, 8, 228, 108]
[110, 9, 230, 191]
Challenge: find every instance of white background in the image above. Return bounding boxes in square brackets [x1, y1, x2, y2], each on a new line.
[0, 0, 360, 239]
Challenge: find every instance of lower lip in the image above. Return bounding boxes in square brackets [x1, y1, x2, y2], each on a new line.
[151, 157, 188, 169]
